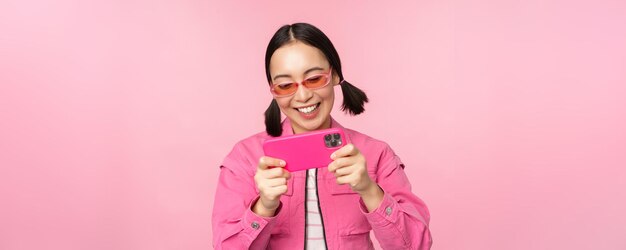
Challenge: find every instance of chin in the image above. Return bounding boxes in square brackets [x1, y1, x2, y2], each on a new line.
[289, 110, 331, 133]
[302, 121, 324, 131]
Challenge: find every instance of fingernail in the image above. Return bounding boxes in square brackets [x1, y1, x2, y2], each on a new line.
[280, 160, 286, 166]
[330, 153, 335, 159]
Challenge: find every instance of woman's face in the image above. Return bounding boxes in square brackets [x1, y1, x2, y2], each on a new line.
[269, 41, 339, 134]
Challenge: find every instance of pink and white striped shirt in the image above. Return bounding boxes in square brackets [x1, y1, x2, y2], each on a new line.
[306, 169, 326, 249]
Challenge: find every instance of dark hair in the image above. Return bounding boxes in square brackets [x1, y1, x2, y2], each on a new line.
[264, 23, 369, 137]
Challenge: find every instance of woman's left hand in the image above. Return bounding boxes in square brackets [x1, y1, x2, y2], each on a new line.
[327, 143, 374, 193]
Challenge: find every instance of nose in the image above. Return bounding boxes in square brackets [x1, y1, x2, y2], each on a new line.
[293, 82, 313, 103]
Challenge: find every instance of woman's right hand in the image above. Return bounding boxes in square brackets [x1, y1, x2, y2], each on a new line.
[253, 156, 291, 217]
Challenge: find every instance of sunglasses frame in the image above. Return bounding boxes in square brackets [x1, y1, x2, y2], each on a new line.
[269, 67, 334, 97]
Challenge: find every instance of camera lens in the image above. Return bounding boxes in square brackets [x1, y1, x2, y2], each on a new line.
[333, 133, 340, 140]
[331, 140, 338, 147]
[324, 134, 331, 141]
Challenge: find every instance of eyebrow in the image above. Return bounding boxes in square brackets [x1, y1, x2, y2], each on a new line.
[272, 67, 325, 81]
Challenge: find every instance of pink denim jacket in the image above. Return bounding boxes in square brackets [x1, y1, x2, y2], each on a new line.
[212, 118, 432, 249]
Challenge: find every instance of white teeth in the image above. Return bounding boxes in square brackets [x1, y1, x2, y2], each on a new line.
[297, 104, 318, 114]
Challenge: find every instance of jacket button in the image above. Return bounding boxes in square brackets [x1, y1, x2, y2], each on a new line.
[251, 221, 260, 230]
[385, 207, 392, 216]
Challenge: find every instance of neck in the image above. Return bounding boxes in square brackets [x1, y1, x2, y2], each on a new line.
[291, 117, 332, 134]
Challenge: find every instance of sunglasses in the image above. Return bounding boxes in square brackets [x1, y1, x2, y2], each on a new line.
[269, 68, 334, 97]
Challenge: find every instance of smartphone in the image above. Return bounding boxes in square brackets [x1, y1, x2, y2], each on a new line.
[262, 128, 348, 172]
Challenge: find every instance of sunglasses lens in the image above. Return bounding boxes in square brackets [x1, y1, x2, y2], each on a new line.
[271, 72, 330, 96]
[272, 82, 297, 96]
[303, 75, 329, 89]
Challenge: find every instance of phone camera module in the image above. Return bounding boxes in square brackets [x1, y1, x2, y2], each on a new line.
[324, 133, 332, 147]
[324, 133, 342, 148]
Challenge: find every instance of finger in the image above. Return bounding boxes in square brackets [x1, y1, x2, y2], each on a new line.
[265, 185, 288, 199]
[328, 156, 356, 173]
[335, 174, 354, 186]
[330, 144, 359, 160]
[334, 164, 354, 177]
[263, 167, 287, 179]
[259, 156, 286, 170]
[272, 185, 288, 196]
[265, 177, 287, 188]
[282, 170, 291, 179]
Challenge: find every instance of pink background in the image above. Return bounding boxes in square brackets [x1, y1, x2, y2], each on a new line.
[2, 0, 625, 249]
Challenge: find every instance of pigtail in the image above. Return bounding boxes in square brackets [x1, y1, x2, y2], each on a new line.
[340, 80, 369, 115]
[264, 99, 283, 137]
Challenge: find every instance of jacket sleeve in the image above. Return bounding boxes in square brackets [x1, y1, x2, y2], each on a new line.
[359, 143, 433, 249]
[212, 143, 283, 250]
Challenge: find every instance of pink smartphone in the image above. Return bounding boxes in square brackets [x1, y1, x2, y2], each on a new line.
[262, 128, 348, 172]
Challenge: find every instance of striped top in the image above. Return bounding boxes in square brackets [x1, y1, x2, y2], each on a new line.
[306, 169, 327, 250]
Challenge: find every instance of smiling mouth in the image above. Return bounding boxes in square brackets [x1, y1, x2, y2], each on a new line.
[294, 103, 320, 114]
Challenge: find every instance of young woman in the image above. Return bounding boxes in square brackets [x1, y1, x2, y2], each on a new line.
[212, 23, 432, 250]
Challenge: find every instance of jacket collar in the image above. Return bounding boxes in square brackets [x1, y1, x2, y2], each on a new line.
[280, 117, 344, 136]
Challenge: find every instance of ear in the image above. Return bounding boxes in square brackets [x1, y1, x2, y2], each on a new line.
[332, 72, 341, 86]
